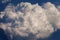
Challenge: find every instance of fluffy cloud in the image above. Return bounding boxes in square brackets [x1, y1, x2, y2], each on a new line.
[0, 2, 60, 40]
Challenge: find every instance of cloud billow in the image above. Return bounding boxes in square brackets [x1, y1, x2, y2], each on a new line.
[0, 2, 60, 40]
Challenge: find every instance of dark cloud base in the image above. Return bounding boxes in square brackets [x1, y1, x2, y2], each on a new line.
[0, 28, 60, 40]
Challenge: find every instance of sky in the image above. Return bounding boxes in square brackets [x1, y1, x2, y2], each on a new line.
[0, 0, 60, 40]
[0, 0, 60, 11]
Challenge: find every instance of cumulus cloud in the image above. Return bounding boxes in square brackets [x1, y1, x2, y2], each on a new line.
[0, 2, 60, 40]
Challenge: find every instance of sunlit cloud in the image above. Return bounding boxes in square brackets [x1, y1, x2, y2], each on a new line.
[0, 2, 60, 40]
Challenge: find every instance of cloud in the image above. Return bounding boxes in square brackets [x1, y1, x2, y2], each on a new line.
[2, 0, 11, 3]
[0, 2, 60, 40]
[57, 6, 60, 11]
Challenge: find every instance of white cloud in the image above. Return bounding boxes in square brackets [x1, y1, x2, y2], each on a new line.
[0, 2, 60, 40]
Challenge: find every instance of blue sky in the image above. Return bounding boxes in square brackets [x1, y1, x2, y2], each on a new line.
[0, 0, 60, 11]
